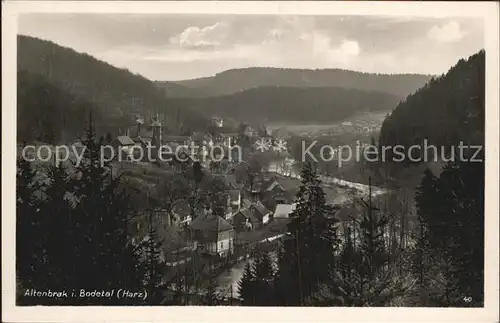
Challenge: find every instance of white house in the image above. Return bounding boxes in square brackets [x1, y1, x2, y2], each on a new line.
[189, 214, 234, 257]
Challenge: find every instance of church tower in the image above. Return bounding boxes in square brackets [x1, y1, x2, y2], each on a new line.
[150, 113, 163, 145]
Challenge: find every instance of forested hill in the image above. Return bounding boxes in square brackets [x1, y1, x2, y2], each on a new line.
[156, 67, 432, 98]
[170, 86, 402, 124]
[17, 35, 211, 141]
[379, 50, 485, 153]
[17, 71, 106, 144]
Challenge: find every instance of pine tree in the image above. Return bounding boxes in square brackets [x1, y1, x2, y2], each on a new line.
[68, 112, 145, 304]
[412, 169, 436, 294]
[141, 210, 166, 305]
[238, 261, 257, 305]
[330, 177, 412, 306]
[277, 161, 338, 305]
[41, 163, 75, 297]
[414, 155, 484, 306]
[16, 157, 46, 304]
[253, 252, 276, 305]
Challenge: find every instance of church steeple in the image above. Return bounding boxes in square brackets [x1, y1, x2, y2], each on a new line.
[150, 113, 162, 145]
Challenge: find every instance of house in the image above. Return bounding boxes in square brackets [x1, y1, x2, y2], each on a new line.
[241, 198, 252, 209]
[257, 176, 301, 207]
[113, 135, 140, 161]
[128, 121, 153, 146]
[233, 200, 272, 231]
[249, 201, 272, 225]
[189, 214, 234, 257]
[273, 203, 296, 219]
[232, 208, 258, 232]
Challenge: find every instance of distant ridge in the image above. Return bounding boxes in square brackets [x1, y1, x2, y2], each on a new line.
[156, 66, 432, 98]
[166, 86, 402, 124]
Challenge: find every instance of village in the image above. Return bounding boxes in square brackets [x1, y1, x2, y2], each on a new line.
[104, 113, 373, 304]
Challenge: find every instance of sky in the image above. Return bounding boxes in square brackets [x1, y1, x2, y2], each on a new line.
[18, 14, 484, 81]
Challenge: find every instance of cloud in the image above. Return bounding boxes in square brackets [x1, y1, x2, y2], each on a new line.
[20, 14, 483, 79]
[307, 32, 360, 65]
[427, 21, 466, 43]
[169, 22, 229, 49]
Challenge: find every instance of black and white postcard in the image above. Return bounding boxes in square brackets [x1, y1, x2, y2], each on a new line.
[2, 1, 499, 322]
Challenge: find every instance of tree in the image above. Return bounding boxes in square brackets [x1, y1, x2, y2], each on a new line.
[327, 177, 414, 306]
[253, 252, 276, 305]
[276, 162, 339, 305]
[413, 155, 484, 306]
[65, 113, 145, 304]
[190, 161, 205, 219]
[155, 175, 190, 224]
[105, 132, 113, 144]
[200, 177, 230, 218]
[412, 169, 436, 287]
[16, 157, 46, 304]
[238, 261, 257, 305]
[140, 210, 166, 305]
[41, 163, 75, 294]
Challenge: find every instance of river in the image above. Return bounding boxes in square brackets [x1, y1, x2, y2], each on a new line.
[266, 159, 387, 196]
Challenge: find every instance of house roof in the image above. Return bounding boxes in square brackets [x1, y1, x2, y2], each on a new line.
[251, 201, 271, 218]
[116, 135, 135, 146]
[234, 208, 258, 223]
[273, 203, 296, 218]
[189, 214, 233, 232]
[258, 176, 301, 194]
[275, 177, 302, 191]
[235, 208, 253, 219]
[241, 198, 252, 209]
[132, 136, 151, 145]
